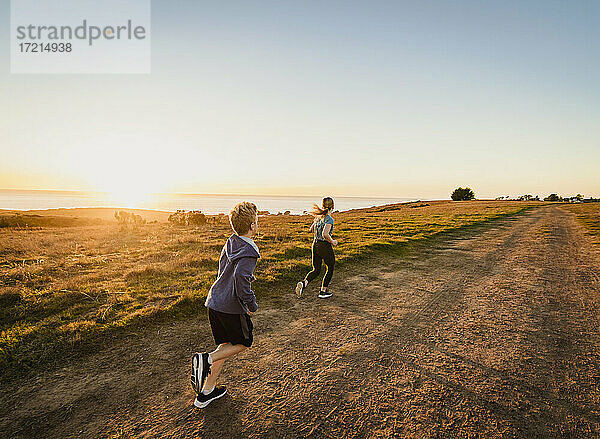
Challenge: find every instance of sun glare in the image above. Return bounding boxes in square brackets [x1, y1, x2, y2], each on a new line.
[83, 140, 173, 208]
[96, 173, 158, 208]
[106, 186, 153, 208]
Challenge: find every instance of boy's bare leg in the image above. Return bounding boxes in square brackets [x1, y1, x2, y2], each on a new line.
[202, 343, 247, 392]
[202, 359, 224, 392]
[210, 342, 247, 362]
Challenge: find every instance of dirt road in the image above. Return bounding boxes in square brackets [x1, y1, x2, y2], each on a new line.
[2, 206, 600, 438]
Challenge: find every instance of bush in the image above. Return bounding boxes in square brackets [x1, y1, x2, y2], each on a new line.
[544, 194, 561, 202]
[114, 211, 146, 227]
[187, 211, 207, 226]
[168, 210, 207, 226]
[451, 187, 475, 201]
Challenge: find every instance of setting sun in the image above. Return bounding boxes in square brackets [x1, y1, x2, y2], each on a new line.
[105, 186, 152, 208]
[79, 137, 172, 207]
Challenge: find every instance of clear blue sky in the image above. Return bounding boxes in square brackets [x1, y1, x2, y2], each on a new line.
[1, 0, 598, 199]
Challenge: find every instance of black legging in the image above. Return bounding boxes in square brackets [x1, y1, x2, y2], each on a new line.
[305, 240, 335, 288]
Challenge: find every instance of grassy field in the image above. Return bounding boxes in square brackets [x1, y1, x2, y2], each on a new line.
[0, 213, 105, 229]
[561, 203, 600, 244]
[0, 200, 542, 379]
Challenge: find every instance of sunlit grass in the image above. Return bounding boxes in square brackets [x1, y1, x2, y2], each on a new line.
[561, 203, 600, 245]
[0, 200, 541, 378]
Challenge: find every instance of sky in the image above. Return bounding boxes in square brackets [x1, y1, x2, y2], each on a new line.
[1, 0, 598, 200]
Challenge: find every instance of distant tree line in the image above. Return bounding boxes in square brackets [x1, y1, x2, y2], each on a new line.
[495, 193, 597, 202]
[454, 187, 597, 203]
[517, 194, 539, 201]
[544, 193, 587, 202]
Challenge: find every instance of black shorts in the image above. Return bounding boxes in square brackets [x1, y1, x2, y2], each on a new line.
[208, 308, 253, 347]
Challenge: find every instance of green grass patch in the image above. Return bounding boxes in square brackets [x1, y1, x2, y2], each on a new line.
[561, 203, 600, 245]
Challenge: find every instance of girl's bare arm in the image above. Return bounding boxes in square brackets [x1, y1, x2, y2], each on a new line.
[322, 224, 338, 246]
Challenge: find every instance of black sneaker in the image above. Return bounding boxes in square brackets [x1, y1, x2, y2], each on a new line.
[295, 280, 306, 297]
[191, 353, 211, 394]
[318, 290, 333, 299]
[194, 386, 227, 408]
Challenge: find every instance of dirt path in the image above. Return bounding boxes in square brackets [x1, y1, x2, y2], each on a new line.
[2, 206, 600, 438]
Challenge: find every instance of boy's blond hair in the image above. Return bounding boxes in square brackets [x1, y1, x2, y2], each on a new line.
[229, 202, 257, 236]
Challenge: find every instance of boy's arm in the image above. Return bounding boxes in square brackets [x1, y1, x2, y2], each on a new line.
[233, 257, 259, 312]
[217, 245, 227, 275]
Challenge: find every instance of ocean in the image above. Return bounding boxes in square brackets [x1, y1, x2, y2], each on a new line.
[0, 190, 417, 215]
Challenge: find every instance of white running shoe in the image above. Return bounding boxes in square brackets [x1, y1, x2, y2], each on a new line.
[295, 281, 305, 297]
[194, 386, 227, 408]
[318, 290, 333, 299]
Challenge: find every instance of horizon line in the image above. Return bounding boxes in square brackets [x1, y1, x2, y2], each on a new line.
[1, 187, 596, 199]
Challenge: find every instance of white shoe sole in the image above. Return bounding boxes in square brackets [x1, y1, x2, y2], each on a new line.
[194, 388, 227, 408]
[191, 353, 202, 394]
[295, 281, 304, 297]
[318, 293, 332, 299]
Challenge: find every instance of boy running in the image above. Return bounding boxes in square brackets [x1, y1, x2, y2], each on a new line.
[190, 202, 260, 408]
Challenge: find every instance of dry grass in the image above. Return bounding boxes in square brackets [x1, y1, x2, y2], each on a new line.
[561, 203, 600, 245]
[0, 213, 105, 228]
[0, 200, 542, 378]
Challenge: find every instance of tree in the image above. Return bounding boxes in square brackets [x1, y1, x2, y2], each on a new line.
[576, 194, 584, 201]
[544, 193, 560, 202]
[517, 194, 535, 201]
[451, 187, 475, 201]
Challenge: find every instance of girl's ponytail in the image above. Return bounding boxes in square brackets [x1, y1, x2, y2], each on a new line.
[310, 197, 334, 217]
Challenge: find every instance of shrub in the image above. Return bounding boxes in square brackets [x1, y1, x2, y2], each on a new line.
[544, 194, 561, 202]
[114, 211, 146, 227]
[451, 187, 475, 201]
[168, 210, 206, 226]
[168, 210, 185, 225]
[187, 211, 207, 226]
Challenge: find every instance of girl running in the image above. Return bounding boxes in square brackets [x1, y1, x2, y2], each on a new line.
[296, 197, 338, 299]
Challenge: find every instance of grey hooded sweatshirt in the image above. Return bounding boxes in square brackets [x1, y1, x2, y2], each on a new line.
[204, 234, 259, 314]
